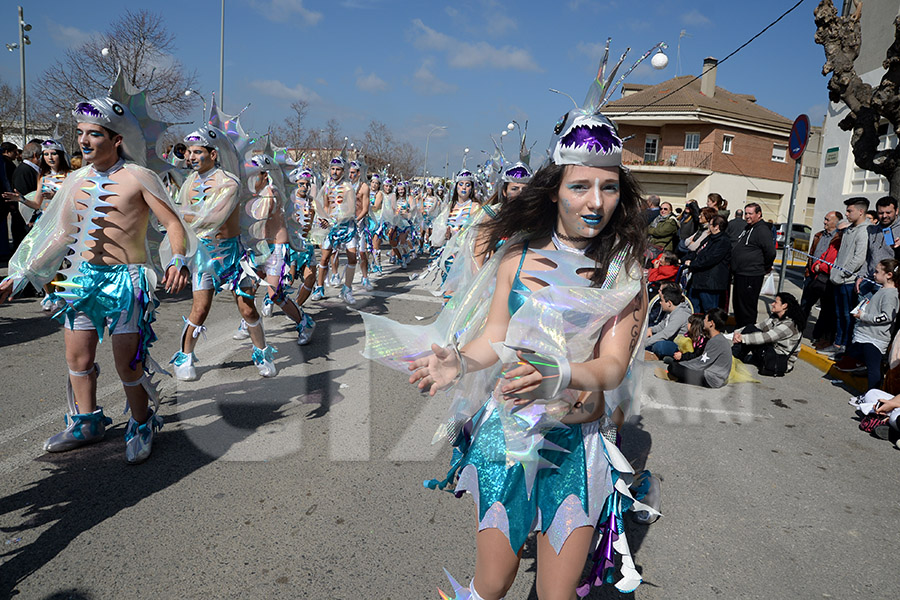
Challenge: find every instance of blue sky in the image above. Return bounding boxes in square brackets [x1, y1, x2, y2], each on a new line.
[2, 0, 832, 175]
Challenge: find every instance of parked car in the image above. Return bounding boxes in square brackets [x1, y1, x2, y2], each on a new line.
[774, 222, 812, 252]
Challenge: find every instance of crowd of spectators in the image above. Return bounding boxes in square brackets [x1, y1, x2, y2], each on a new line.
[643, 192, 900, 448]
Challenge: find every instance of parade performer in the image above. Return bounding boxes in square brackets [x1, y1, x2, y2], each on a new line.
[390, 180, 416, 269]
[284, 164, 318, 344]
[363, 173, 385, 276]
[419, 181, 441, 254]
[362, 39, 667, 598]
[376, 176, 397, 271]
[249, 151, 316, 345]
[349, 159, 375, 291]
[0, 74, 196, 464]
[310, 152, 362, 304]
[169, 119, 277, 380]
[3, 138, 74, 310]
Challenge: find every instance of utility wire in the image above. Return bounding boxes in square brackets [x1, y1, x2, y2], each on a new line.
[615, 0, 808, 117]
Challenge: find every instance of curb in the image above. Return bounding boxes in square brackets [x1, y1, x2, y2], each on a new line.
[798, 344, 867, 393]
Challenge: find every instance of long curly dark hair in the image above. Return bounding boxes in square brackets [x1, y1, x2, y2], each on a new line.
[480, 162, 647, 287]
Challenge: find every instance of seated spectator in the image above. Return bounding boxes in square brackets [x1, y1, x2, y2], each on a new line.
[665, 307, 732, 388]
[731, 293, 804, 376]
[648, 251, 679, 291]
[836, 259, 900, 390]
[645, 285, 692, 358]
[672, 313, 707, 361]
[851, 389, 900, 446]
[685, 214, 731, 312]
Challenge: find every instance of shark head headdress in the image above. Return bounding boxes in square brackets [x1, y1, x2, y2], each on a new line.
[41, 138, 66, 157]
[183, 125, 234, 169]
[501, 120, 534, 184]
[72, 69, 174, 171]
[547, 39, 667, 169]
[245, 136, 285, 194]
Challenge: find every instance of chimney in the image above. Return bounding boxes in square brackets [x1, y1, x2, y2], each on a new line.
[700, 57, 717, 98]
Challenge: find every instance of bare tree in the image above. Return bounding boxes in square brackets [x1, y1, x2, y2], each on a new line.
[361, 120, 422, 176]
[270, 99, 309, 149]
[814, 0, 900, 195]
[34, 9, 198, 121]
[0, 77, 19, 140]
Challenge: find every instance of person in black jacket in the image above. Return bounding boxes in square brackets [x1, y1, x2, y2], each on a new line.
[731, 202, 776, 328]
[685, 215, 732, 312]
[0, 141, 18, 257]
[9, 141, 39, 250]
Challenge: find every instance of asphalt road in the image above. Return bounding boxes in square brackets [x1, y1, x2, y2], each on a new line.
[0, 261, 898, 599]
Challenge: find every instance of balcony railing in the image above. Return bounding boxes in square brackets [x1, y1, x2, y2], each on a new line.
[625, 151, 712, 170]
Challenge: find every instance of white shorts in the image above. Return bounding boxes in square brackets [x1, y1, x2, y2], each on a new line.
[265, 243, 287, 277]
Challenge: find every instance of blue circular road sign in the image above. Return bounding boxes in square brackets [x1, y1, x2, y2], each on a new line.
[789, 114, 810, 160]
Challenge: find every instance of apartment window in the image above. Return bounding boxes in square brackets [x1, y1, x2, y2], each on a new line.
[772, 143, 787, 162]
[847, 122, 894, 193]
[644, 135, 659, 162]
[849, 168, 887, 194]
[684, 133, 700, 151]
[722, 135, 734, 154]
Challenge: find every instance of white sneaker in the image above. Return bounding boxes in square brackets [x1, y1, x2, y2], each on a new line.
[361, 277, 374, 292]
[310, 285, 325, 301]
[171, 351, 198, 381]
[340, 285, 356, 305]
[233, 319, 250, 340]
[252, 346, 277, 377]
[125, 411, 164, 465]
[40, 296, 55, 311]
[261, 297, 274, 317]
[329, 272, 341, 288]
[296, 313, 316, 345]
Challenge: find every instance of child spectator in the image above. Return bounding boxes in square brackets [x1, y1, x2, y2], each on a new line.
[840, 259, 900, 391]
[645, 285, 692, 358]
[672, 313, 707, 361]
[731, 293, 805, 376]
[665, 307, 732, 388]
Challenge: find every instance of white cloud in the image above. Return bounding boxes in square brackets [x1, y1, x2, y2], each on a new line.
[412, 58, 457, 95]
[356, 72, 388, 93]
[249, 79, 322, 103]
[681, 9, 712, 26]
[574, 41, 607, 61]
[316, 78, 328, 86]
[253, 0, 323, 25]
[480, 0, 518, 36]
[411, 18, 539, 71]
[46, 21, 98, 48]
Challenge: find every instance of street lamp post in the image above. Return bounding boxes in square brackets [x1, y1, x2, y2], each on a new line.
[6, 7, 31, 145]
[423, 125, 446, 184]
[184, 89, 207, 122]
[219, 0, 225, 111]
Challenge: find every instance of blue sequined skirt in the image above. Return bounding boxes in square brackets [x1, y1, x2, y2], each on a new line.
[445, 400, 614, 554]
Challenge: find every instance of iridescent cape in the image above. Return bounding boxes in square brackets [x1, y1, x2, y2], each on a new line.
[6, 163, 200, 297]
[362, 236, 647, 439]
[173, 168, 242, 239]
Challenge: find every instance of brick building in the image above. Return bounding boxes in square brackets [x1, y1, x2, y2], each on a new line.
[604, 58, 820, 224]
